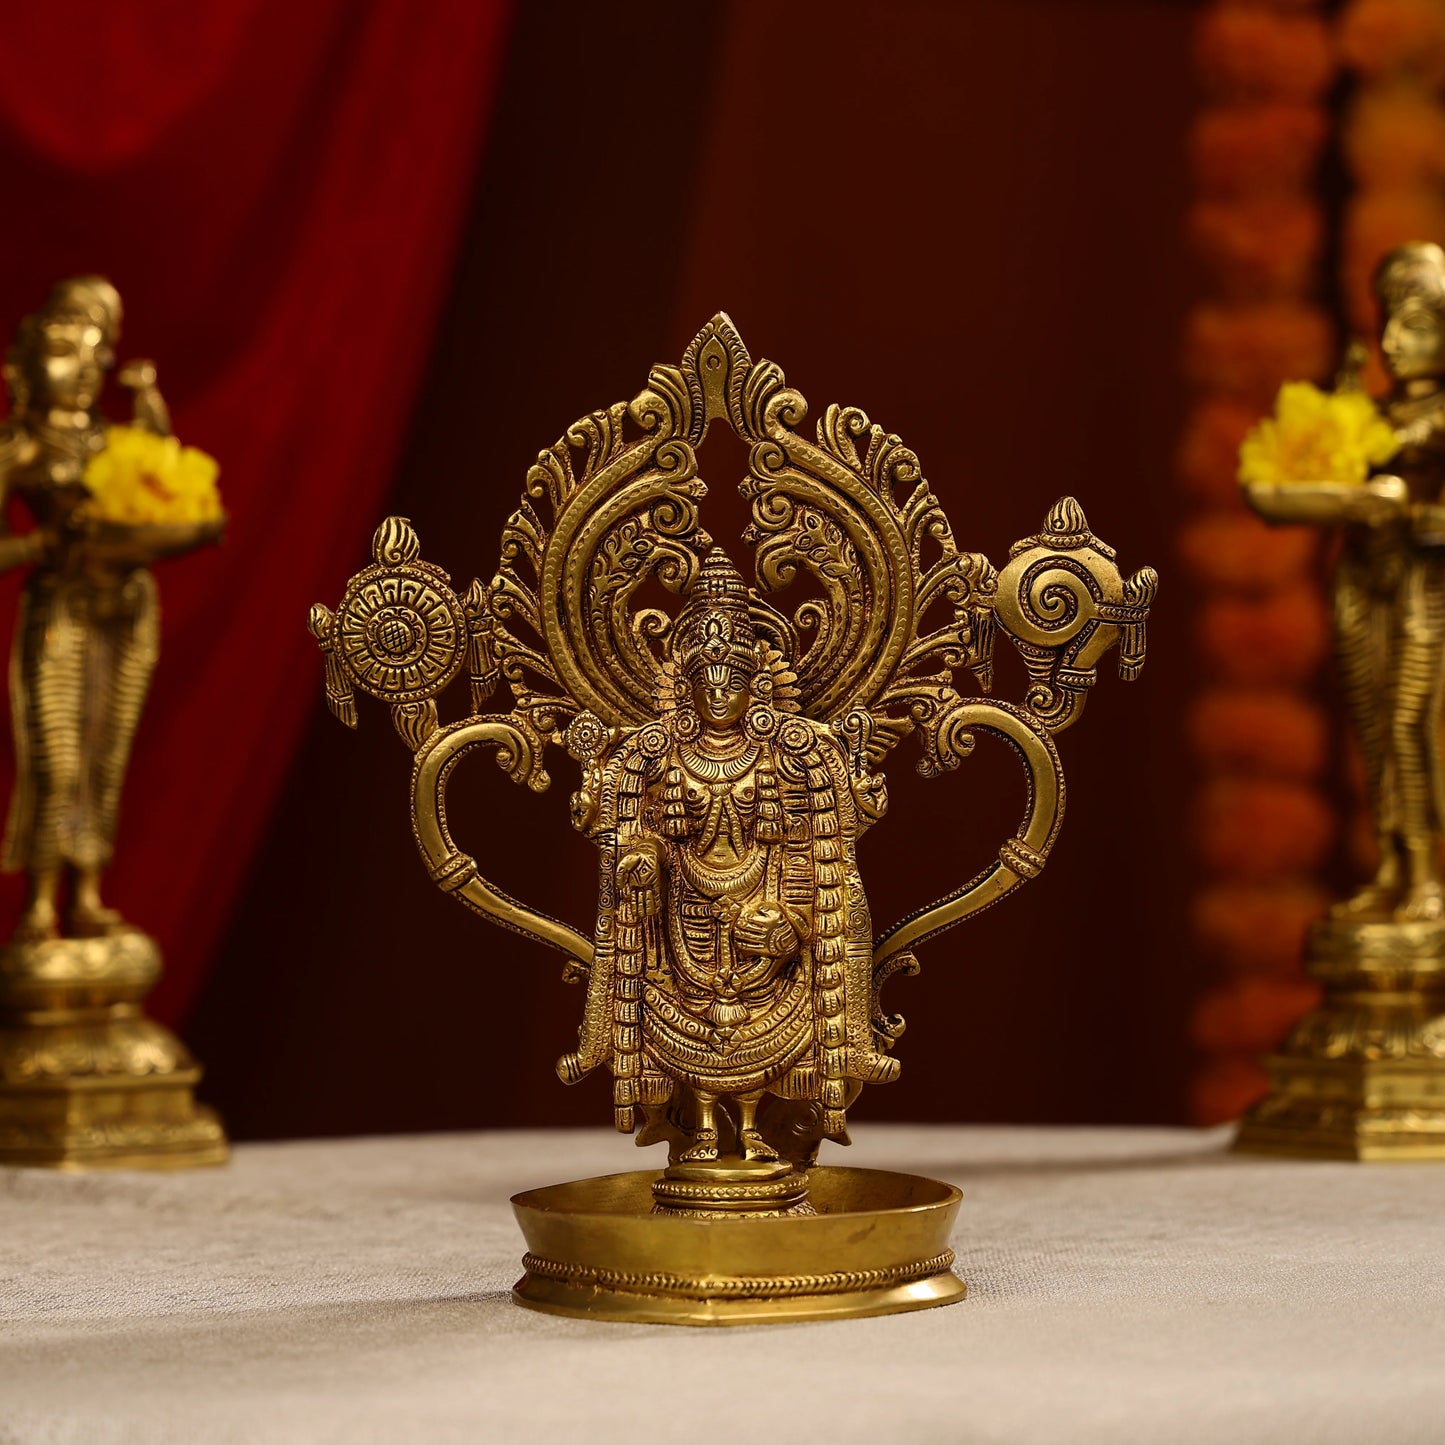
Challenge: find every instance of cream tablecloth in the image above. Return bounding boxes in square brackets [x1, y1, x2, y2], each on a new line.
[1, 1124, 1442, 1444]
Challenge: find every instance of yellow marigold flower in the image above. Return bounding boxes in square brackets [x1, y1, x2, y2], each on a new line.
[1238, 380, 1397, 486]
[83, 425, 223, 525]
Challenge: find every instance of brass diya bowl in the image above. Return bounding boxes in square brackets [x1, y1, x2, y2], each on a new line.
[512, 1165, 965, 1326]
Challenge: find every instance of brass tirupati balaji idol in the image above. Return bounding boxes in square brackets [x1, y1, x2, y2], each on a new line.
[1238, 243, 1445, 1161]
[0, 278, 227, 1169]
[312, 315, 1155, 1322]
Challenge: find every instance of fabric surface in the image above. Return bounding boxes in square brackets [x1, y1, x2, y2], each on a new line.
[0, 0, 513, 1022]
[1, 1124, 1442, 1444]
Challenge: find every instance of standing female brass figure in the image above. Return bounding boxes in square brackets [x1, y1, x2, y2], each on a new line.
[0, 278, 227, 1169]
[1332, 244, 1445, 921]
[0, 277, 220, 943]
[1239, 242, 1445, 1159]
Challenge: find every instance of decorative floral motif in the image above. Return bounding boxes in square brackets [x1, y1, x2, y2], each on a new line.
[564, 712, 610, 762]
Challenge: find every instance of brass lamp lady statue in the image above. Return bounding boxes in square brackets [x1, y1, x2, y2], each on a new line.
[0, 276, 228, 1168]
[1238, 241, 1445, 1159]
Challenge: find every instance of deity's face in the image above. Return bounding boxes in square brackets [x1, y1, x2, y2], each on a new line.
[1381, 294, 1445, 384]
[690, 664, 751, 729]
[31, 317, 109, 410]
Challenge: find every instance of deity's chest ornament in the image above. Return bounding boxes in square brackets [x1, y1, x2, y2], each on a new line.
[311, 314, 1157, 1324]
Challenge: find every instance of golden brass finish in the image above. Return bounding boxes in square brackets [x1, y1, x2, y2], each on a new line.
[1239, 243, 1445, 1160]
[512, 1167, 964, 1325]
[313, 314, 1154, 1318]
[651, 1156, 812, 1217]
[0, 278, 226, 1169]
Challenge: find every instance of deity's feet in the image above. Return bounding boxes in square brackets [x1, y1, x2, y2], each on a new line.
[737, 1128, 779, 1163]
[677, 1128, 720, 1164]
[10, 900, 59, 945]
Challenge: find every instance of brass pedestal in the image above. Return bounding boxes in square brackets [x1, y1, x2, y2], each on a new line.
[512, 1164, 965, 1326]
[0, 930, 227, 1170]
[1236, 917, 1445, 1160]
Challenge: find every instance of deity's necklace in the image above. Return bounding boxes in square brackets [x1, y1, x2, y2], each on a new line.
[677, 739, 758, 784]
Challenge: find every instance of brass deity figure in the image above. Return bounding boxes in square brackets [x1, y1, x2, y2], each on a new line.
[313, 315, 1155, 1321]
[0, 277, 227, 1169]
[1239, 242, 1445, 1160]
[559, 545, 898, 1168]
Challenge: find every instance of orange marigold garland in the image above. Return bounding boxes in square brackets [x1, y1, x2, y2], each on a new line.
[1340, 0, 1445, 87]
[1183, 0, 1338, 1126]
[1340, 0, 1445, 389]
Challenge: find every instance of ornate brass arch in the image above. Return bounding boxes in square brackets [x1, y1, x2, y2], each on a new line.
[311, 313, 1155, 1156]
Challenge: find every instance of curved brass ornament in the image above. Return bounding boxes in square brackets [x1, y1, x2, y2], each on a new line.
[411, 714, 592, 975]
[870, 699, 1064, 965]
[311, 314, 1156, 1322]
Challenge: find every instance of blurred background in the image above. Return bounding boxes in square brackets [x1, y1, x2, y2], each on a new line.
[0, 0, 1433, 1139]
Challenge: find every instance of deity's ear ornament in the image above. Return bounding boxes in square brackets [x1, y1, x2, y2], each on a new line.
[312, 314, 1156, 1324]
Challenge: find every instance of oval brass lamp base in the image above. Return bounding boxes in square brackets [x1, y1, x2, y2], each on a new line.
[511, 1165, 965, 1326]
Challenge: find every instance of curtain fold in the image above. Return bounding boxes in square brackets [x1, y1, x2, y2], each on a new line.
[0, 0, 514, 1022]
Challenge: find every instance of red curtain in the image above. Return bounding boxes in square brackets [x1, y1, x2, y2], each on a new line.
[0, 0, 513, 1021]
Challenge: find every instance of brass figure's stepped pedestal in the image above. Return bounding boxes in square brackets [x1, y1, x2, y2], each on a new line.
[1236, 918, 1445, 1160]
[0, 930, 227, 1169]
[513, 1165, 964, 1326]
[651, 1157, 814, 1217]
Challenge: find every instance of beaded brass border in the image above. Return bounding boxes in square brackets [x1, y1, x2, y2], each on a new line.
[520, 1248, 956, 1300]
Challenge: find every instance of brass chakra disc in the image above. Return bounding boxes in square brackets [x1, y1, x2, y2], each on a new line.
[512, 1166, 965, 1326]
[334, 566, 467, 704]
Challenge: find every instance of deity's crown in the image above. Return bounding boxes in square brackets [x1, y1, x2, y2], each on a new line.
[673, 547, 757, 678]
